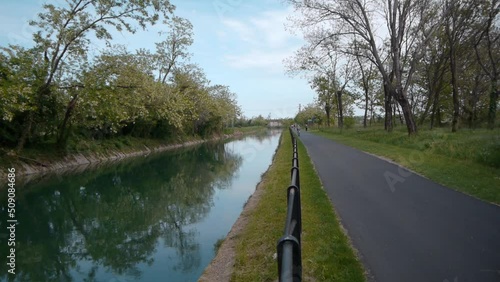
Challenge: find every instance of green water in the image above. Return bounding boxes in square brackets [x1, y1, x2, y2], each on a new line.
[0, 130, 282, 282]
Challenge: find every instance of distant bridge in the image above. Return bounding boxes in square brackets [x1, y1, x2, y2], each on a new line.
[268, 119, 284, 128]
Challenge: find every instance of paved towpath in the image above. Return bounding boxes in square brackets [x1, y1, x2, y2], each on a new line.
[298, 131, 500, 282]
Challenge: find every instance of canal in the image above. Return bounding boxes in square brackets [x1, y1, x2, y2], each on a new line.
[0, 129, 282, 282]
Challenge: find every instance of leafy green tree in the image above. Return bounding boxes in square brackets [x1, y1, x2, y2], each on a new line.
[156, 16, 194, 84]
[209, 84, 241, 130]
[295, 104, 325, 127]
[14, 0, 175, 151]
[311, 75, 334, 127]
[73, 47, 154, 140]
[0, 45, 59, 146]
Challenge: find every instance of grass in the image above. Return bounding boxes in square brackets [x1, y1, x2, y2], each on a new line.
[231, 131, 365, 281]
[0, 136, 173, 169]
[312, 125, 500, 205]
[227, 125, 268, 135]
[214, 237, 225, 254]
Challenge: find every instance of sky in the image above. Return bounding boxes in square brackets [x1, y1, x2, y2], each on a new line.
[0, 0, 317, 119]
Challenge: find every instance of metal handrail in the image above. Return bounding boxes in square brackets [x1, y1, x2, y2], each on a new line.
[277, 127, 302, 282]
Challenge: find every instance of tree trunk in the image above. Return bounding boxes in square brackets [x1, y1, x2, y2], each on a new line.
[369, 102, 374, 126]
[430, 88, 441, 129]
[487, 80, 498, 129]
[363, 93, 368, 128]
[397, 104, 404, 125]
[393, 88, 417, 135]
[384, 84, 393, 132]
[57, 94, 79, 147]
[399, 98, 418, 135]
[467, 74, 481, 129]
[337, 90, 344, 129]
[392, 99, 398, 127]
[450, 44, 460, 132]
[418, 90, 433, 126]
[325, 104, 331, 127]
[16, 84, 52, 152]
[16, 112, 33, 153]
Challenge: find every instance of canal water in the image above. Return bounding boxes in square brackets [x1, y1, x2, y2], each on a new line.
[0, 130, 282, 282]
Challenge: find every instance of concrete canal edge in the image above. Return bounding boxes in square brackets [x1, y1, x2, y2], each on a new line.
[198, 173, 270, 282]
[198, 131, 284, 282]
[0, 131, 249, 182]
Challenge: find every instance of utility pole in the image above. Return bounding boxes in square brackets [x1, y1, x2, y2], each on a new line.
[299, 103, 301, 113]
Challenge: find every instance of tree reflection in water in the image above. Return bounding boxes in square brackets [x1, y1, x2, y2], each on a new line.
[0, 141, 243, 282]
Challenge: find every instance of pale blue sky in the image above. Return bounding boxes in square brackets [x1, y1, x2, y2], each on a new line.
[0, 0, 316, 119]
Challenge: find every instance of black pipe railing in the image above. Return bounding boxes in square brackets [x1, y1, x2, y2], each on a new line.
[277, 127, 302, 282]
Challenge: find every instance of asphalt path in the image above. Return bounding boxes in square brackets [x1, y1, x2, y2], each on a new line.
[298, 130, 500, 282]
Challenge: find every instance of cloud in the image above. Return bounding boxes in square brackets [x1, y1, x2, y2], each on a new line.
[221, 18, 258, 45]
[221, 8, 295, 49]
[249, 9, 294, 49]
[224, 48, 296, 72]
[220, 6, 302, 72]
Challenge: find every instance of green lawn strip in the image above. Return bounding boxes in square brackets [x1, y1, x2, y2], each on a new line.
[297, 137, 366, 281]
[313, 130, 500, 205]
[231, 131, 365, 281]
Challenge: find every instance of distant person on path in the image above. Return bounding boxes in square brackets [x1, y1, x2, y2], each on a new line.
[305, 124, 308, 131]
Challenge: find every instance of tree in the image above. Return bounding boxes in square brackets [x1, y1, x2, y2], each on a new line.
[15, 0, 175, 151]
[155, 16, 194, 84]
[295, 104, 325, 127]
[415, 24, 449, 129]
[353, 48, 378, 128]
[208, 84, 241, 130]
[0, 45, 57, 146]
[311, 75, 334, 127]
[285, 34, 353, 128]
[73, 47, 155, 140]
[473, 0, 499, 129]
[286, 0, 444, 135]
[444, 0, 478, 132]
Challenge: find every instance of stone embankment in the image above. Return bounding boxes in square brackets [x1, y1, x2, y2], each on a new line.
[0, 132, 244, 181]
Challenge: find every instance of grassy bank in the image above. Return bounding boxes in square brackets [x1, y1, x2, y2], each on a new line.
[0, 126, 267, 175]
[313, 126, 500, 205]
[231, 131, 365, 281]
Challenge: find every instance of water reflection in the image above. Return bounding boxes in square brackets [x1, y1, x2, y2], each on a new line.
[0, 130, 282, 282]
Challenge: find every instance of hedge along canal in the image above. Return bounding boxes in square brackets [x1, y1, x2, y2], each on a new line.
[0, 129, 282, 282]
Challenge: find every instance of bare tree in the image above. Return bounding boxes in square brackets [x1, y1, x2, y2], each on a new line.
[353, 41, 378, 128]
[415, 28, 449, 128]
[444, 0, 478, 132]
[286, 35, 354, 128]
[286, 0, 443, 134]
[473, 0, 499, 129]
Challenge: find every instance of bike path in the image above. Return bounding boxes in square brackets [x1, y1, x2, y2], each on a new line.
[298, 131, 500, 282]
